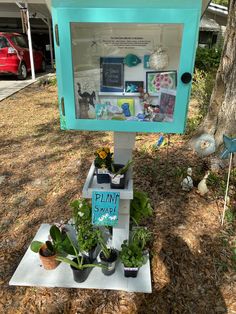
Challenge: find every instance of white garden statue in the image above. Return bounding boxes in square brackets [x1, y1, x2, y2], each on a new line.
[197, 171, 210, 196]
[181, 168, 193, 191]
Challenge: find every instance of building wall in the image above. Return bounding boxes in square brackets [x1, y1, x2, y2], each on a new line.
[205, 11, 227, 27]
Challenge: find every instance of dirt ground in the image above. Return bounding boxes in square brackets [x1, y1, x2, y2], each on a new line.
[0, 82, 236, 314]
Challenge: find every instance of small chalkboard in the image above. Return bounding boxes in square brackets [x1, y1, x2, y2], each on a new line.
[92, 191, 120, 226]
[100, 57, 124, 93]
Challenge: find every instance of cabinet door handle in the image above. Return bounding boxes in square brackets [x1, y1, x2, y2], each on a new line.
[181, 72, 192, 84]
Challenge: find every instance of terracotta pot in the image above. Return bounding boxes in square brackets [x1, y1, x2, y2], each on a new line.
[39, 244, 60, 270]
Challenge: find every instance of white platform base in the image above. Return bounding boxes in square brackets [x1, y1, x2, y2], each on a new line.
[9, 224, 152, 293]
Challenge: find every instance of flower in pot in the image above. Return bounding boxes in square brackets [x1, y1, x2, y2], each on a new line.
[97, 232, 118, 276]
[77, 224, 100, 262]
[30, 225, 73, 270]
[109, 160, 133, 189]
[94, 147, 113, 184]
[119, 240, 145, 278]
[70, 198, 92, 229]
[56, 234, 106, 283]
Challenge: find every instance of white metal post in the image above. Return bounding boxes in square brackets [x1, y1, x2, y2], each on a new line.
[222, 153, 233, 226]
[47, 18, 54, 69]
[112, 132, 136, 250]
[25, 2, 35, 80]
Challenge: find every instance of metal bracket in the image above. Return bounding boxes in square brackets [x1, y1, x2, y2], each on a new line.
[55, 24, 59, 46]
[61, 97, 65, 116]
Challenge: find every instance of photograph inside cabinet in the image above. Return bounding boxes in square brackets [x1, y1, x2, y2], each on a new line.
[71, 23, 182, 124]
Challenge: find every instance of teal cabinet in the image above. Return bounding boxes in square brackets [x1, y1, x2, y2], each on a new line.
[51, 0, 202, 133]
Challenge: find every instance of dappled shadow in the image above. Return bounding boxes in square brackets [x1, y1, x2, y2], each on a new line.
[0, 79, 232, 312]
[136, 234, 227, 313]
[0, 137, 22, 148]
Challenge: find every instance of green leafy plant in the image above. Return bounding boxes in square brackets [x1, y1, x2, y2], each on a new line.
[195, 47, 222, 72]
[190, 69, 216, 132]
[110, 160, 133, 178]
[225, 208, 235, 224]
[132, 227, 152, 250]
[207, 172, 226, 195]
[97, 232, 112, 259]
[56, 234, 105, 270]
[186, 116, 203, 135]
[70, 198, 91, 228]
[120, 240, 145, 268]
[130, 191, 153, 224]
[231, 246, 236, 271]
[172, 166, 188, 181]
[30, 225, 73, 256]
[77, 224, 100, 252]
[212, 0, 228, 7]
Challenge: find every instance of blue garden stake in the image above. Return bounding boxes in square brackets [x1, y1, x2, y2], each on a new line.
[156, 135, 164, 148]
[220, 135, 236, 159]
[220, 135, 236, 226]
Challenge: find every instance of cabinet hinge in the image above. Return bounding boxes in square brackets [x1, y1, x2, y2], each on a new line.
[55, 24, 60, 46]
[61, 97, 65, 116]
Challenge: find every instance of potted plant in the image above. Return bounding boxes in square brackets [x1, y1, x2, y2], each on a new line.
[70, 198, 92, 228]
[77, 224, 100, 262]
[132, 226, 152, 264]
[119, 240, 145, 278]
[56, 234, 106, 283]
[98, 233, 118, 276]
[30, 225, 72, 270]
[94, 147, 113, 184]
[109, 160, 133, 189]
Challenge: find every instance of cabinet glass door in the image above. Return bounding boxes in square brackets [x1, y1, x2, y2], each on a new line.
[70, 23, 183, 124]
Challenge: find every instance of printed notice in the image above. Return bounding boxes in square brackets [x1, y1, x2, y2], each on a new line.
[102, 36, 152, 49]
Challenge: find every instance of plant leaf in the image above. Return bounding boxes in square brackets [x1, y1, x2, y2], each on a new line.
[30, 241, 43, 253]
[56, 256, 81, 269]
[50, 225, 62, 243]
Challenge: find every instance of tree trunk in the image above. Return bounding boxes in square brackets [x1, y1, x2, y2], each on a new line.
[195, 0, 236, 148]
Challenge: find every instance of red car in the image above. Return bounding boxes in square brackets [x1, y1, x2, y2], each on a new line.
[0, 32, 46, 79]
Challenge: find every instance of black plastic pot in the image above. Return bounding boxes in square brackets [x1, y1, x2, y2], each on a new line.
[70, 257, 92, 283]
[110, 164, 126, 189]
[124, 267, 139, 278]
[82, 245, 99, 263]
[95, 167, 110, 184]
[100, 249, 117, 276]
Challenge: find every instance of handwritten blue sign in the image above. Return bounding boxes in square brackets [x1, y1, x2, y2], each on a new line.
[92, 191, 120, 226]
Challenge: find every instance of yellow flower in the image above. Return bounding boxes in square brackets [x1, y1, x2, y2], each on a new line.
[99, 151, 107, 159]
[104, 147, 110, 154]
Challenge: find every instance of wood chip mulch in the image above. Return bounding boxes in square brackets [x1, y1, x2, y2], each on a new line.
[0, 82, 236, 313]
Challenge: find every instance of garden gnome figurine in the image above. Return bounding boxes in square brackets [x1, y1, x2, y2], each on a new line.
[181, 168, 193, 191]
[197, 171, 210, 196]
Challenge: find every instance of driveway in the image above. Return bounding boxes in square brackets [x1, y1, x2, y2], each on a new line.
[0, 71, 55, 102]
